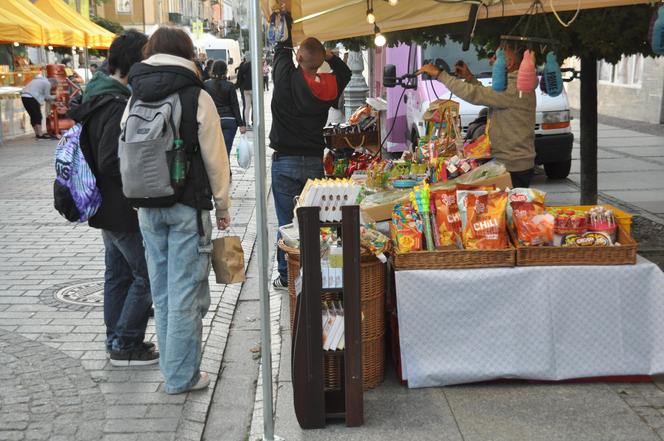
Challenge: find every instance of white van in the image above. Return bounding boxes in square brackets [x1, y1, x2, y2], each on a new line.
[196, 37, 242, 81]
[383, 42, 574, 179]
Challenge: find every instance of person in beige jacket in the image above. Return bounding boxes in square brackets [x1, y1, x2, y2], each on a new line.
[121, 27, 230, 394]
[419, 46, 536, 188]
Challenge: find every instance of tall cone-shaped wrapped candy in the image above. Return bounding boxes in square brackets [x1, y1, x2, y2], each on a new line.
[491, 48, 507, 92]
[652, 5, 664, 55]
[543, 51, 563, 97]
[517, 49, 537, 98]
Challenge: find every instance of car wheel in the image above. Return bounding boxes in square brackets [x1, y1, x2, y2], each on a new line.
[544, 160, 571, 179]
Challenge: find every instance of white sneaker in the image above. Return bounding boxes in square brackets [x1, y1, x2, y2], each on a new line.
[189, 372, 210, 391]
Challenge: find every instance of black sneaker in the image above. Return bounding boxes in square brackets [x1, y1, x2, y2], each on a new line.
[272, 277, 288, 290]
[142, 342, 156, 353]
[109, 349, 159, 367]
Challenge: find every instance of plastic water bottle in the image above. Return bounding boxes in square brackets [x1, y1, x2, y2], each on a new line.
[492, 48, 507, 92]
[543, 51, 563, 97]
[653, 5, 664, 55]
[171, 139, 186, 187]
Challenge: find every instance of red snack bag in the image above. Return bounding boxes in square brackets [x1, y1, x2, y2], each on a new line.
[432, 189, 462, 248]
[512, 201, 554, 246]
[462, 191, 508, 249]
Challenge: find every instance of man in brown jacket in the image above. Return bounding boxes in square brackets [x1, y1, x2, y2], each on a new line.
[418, 47, 536, 188]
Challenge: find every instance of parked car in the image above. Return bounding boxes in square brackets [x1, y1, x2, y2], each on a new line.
[382, 42, 574, 179]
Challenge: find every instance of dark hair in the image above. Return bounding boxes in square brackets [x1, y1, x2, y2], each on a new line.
[300, 37, 325, 58]
[211, 60, 228, 78]
[90, 63, 98, 69]
[108, 30, 148, 77]
[143, 27, 195, 61]
[205, 59, 214, 70]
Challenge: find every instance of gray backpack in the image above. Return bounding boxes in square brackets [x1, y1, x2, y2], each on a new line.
[119, 93, 184, 206]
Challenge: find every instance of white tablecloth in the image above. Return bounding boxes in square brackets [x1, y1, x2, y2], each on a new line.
[395, 257, 664, 388]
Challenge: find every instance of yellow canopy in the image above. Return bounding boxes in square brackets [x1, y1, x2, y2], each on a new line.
[0, 8, 45, 46]
[3, 0, 86, 47]
[35, 0, 116, 49]
[262, 0, 650, 43]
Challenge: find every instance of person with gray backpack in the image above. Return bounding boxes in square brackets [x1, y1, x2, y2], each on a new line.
[120, 27, 231, 394]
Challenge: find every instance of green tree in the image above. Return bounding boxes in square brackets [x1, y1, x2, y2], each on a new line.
[337, 5, 657, 203]
[91, 15, 124, 35]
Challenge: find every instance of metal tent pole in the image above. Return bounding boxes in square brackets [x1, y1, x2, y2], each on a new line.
[248, 0, 280, 440]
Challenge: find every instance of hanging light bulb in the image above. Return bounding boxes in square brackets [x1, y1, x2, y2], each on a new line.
[388, 0, 398, 5]
[48, 45, 53, 51]
[374, 25, 386, 47]
[13, 42, 19, 47]
[366, 9, 376, 24]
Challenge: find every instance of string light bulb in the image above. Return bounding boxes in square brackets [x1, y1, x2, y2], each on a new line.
[366, 9, 375, 24]
[48, 46, 53, 51]
[374, 25, 386, 47]
[388, 0, 398, 5]
[13, 42, 19, 47]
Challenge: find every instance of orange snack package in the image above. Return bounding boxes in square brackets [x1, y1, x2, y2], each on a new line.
[462, 191, 509, 249]
[511, 201, 554, 246]
[432, 189, 462, 248]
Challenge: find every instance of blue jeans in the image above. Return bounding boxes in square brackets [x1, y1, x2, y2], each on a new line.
[221, 118, 238, 157]
[101, 230, 152, 352]
[271, 155, 324, 282]
[138, 204, 213, 394]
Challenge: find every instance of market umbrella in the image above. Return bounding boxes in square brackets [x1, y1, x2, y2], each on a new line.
[0, 9, 45, 46]
[261, 0, 650, 42]
[34, 0, 116, 49]
[3, 0, 86, 48]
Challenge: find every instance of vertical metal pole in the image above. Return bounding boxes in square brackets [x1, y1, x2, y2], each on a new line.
[248, 1, 279, 440]
[84, 48, 90, 84]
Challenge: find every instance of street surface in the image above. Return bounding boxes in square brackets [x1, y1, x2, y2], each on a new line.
[1, 102, 664, 441]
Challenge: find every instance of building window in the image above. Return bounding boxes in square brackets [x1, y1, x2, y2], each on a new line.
[598, 54, 644, 87]
[116, 0, 132, 14]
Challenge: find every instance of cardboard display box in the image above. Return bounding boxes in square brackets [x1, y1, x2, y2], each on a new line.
[361, 172, 513, 222]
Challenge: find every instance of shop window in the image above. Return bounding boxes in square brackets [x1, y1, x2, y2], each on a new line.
[116, 0, 132, 14]
[598, 55, 644, 87]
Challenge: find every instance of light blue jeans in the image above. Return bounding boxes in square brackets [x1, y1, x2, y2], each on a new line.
[138, 204, 212, 394]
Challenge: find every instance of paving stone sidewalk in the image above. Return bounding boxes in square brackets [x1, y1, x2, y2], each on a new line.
[0, 134, 260, 441]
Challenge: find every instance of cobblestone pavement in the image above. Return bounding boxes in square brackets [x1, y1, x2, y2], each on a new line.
[0, 133, 260, 441]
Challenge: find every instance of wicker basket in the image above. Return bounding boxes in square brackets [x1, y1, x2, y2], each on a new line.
[362, 332, 385, 390]
[278, 240, 386, 391]
[511, 225, 637, 266]
[392, 244, 516, 270]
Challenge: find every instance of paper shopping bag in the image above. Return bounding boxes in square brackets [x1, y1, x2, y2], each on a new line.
[212, 236, 246, 284]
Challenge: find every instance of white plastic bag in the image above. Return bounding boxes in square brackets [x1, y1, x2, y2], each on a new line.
[236, 134, 252, 170]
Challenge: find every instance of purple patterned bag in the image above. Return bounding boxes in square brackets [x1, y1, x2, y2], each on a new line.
[53, 123, 102, 222]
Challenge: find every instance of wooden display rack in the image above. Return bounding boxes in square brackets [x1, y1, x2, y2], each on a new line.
[292, 205, 364, 429]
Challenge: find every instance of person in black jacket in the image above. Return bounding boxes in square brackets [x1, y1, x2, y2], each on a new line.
[236, 55, 253, 128]
[204, 60, 246, 158]
[69, 30, 158, 366]
[269, 10, 351, 289]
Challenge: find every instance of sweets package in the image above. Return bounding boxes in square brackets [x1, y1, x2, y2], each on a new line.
[511, 201, 554, 246]
[360, 224, 390, 262]
[461, 191, 509, 249]
[432, 189, 462, 248]
[507, 188, 546, 225]
[463, 133, 491, 159]
[391, 203, 423, 253]
[561, 231, 613, 247]
[548, 208, 587, 246]
[587, 206, 617, 242]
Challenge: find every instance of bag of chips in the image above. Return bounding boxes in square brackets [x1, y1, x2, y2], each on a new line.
[507, 187, 547, 225]
[462, 191, 509, 249]
[432, 189, 462, 248]
[511, 201, 554, 246]
[456, 185, 496, 231]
